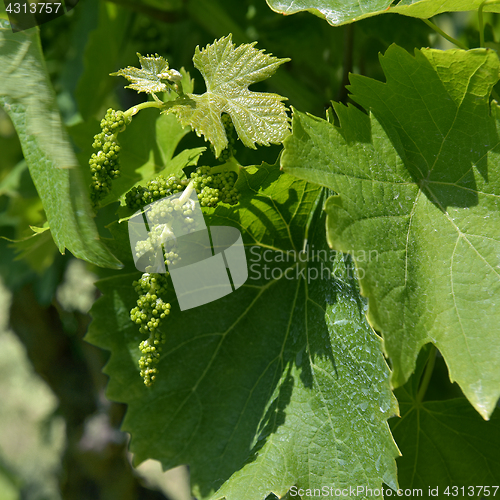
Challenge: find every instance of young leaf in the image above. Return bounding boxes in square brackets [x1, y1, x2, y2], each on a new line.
[86, 164, 399, 500]
[112, 53, 174, 95]
[281, 46, 500, 419]
[163, 35, 291, 157]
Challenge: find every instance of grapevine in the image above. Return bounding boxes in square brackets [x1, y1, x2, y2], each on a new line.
[86, 42, 288, 385]
[2, 6, 499, 499]
[86, 58, 243, 386]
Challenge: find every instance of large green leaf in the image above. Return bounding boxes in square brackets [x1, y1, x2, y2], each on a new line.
[86, 164, 399, 500]
[266, 0, 500, 27]
[390, 349, 500, 494]
[0, 22, 121, 269]
[281, 46, 500, 419]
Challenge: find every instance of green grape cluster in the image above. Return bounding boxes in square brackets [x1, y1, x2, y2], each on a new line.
[125, 175, 188, 210]
[127, 165, 239, 386]
[133, 194, 198, 273]
[190, 165, 239, 207]
[126, 166, 239, 210]
[130, 190, 200, 385]
[147, 195, 197, 232]
[134, 227, 180, 270]
[89, 108, 127, 207]
[130, 273, 171, 387]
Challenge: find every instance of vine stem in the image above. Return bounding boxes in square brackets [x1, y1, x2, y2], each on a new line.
[337, 23, 354, 104]
[479, 0, 500, 47]
[422, 19, 468, 50]
[416, 345, 437, 404]
[123, 100, 164, 120]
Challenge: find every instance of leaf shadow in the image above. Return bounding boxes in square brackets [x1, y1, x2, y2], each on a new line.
[250, 366, 295, 456]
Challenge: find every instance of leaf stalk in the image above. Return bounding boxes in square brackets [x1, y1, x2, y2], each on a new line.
[123, 100, 165, 120]
[479, 0, 500, 47]
[416, 345, 437, 404]
[422, 19, 468, 50]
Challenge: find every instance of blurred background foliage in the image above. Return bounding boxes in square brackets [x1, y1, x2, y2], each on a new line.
[0, 0, 497, 498]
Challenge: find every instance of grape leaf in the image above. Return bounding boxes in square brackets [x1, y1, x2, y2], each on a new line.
[112, 53, 177, 95]
[393, 399, 500, 493]
[266, 0, 500, 27]
[281, 46, 500, 419]
[390, 350, 500, 491]
[163, 35, 290, 157]
[86, 163, 399, 500]
[0, 22, 121, 269]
